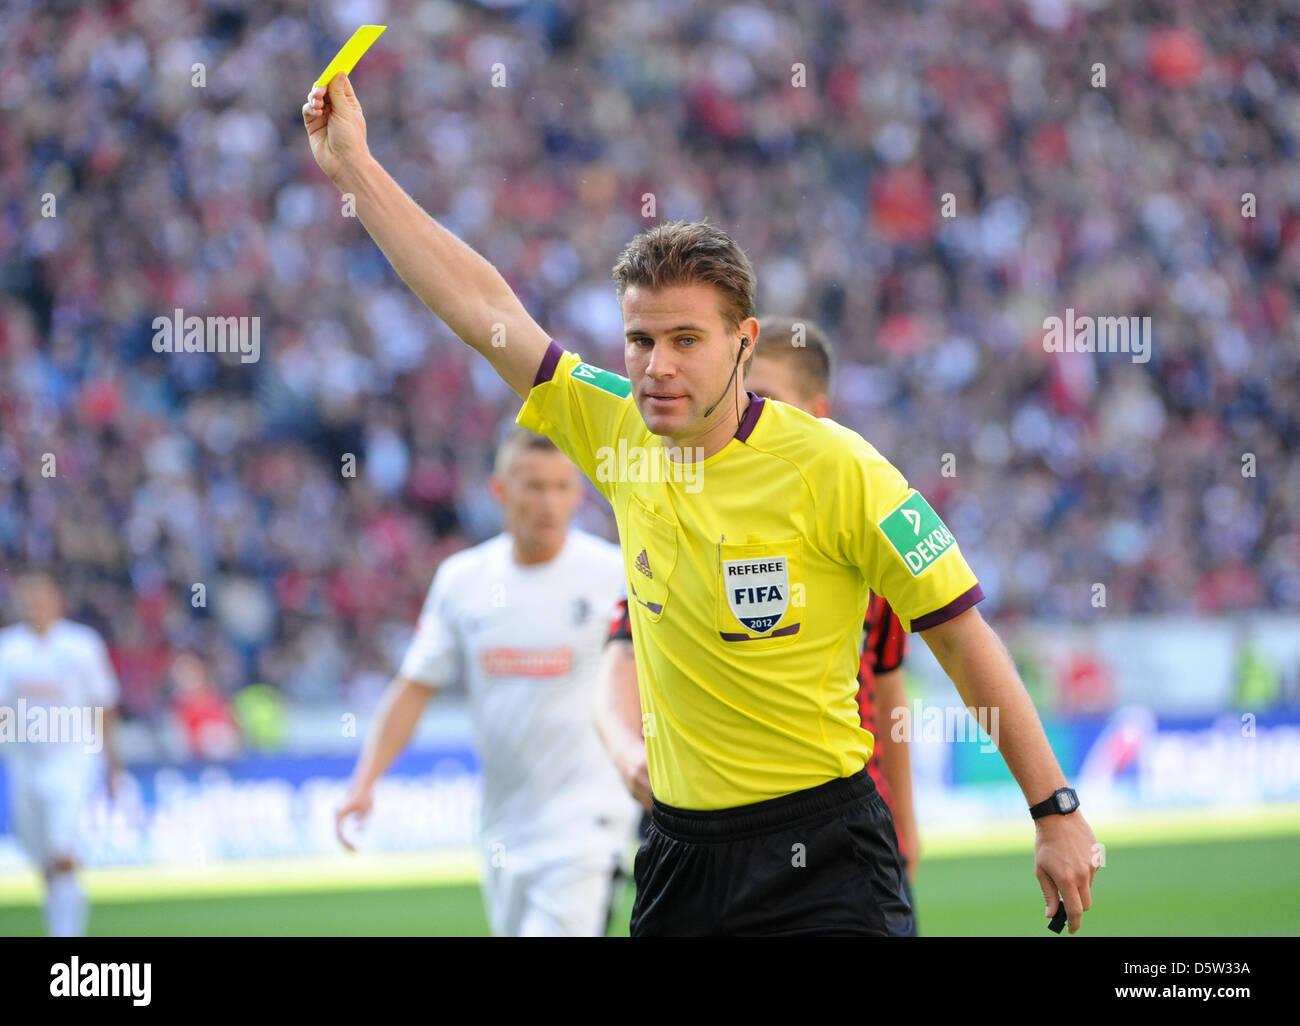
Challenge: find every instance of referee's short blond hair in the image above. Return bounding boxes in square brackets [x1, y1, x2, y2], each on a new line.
[611, 220, 758, 332]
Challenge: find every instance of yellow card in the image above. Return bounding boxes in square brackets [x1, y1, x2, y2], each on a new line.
[314, 25, 387, 88]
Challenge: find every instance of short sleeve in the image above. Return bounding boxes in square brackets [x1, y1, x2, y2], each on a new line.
[515, 343, 638, 501]
[86, 632, 121, 708]
[398, 564, 462, 690]
[825, 432, 983, 633]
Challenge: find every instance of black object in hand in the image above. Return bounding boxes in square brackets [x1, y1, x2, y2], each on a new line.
[1048, 902, 1067, 933]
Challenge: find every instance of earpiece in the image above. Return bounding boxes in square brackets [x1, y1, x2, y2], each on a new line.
[704, 338, 752, 418]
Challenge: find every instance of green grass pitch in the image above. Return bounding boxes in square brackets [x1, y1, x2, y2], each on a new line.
[1, 832, 1296, 936]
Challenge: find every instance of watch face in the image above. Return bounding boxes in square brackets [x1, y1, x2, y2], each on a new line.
[1056, 790, 1078, 813]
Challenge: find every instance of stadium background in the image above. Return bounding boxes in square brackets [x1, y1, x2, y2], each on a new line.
[1, 0, 1297, 935]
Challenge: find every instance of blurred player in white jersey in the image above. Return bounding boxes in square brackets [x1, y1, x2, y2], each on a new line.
[0, 570, 122, 936]
[335, 427, 638, 936]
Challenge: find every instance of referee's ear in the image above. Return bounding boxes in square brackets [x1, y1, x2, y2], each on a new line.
[738, 318, 760, 365]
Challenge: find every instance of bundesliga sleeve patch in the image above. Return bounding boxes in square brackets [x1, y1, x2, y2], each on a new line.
[878, 491, 957, 577]
[570, 361, 631, 398]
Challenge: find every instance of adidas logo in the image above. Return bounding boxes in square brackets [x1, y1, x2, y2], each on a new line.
[634, 549, 653, 579]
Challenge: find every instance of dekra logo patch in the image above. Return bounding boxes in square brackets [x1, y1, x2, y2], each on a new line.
[878, 491, 956, 577]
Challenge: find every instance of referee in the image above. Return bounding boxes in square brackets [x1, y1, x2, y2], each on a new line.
[303, 74, 1099, 936]
[595, 317, 926, 933]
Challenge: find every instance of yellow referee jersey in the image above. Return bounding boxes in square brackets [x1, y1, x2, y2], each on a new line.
[517, 344, 983, 809]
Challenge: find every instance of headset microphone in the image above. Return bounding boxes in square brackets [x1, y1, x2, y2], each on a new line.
[703, 337, 751, 419]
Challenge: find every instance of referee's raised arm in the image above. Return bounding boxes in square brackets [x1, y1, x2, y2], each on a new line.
[302, 74, 551, 399]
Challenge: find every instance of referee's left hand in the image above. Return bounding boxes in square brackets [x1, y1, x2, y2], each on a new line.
[1034, 811, 1098, 934]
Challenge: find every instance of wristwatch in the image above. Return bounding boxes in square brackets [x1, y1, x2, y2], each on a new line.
[1029, 787, 1079, 820]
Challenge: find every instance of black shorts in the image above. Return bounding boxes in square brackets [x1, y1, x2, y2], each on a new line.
[630, 767, 914, 936]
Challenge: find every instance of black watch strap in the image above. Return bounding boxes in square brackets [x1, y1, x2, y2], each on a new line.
[1030, 787, 1079, 819]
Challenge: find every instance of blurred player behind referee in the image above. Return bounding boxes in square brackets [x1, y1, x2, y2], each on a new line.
[334, 429, 638, 936]
[595, 316, 924, 932]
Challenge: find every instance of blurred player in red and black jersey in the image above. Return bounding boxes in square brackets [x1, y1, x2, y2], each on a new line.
[594, 316, 923, 933]
[856, 592, 920, 927]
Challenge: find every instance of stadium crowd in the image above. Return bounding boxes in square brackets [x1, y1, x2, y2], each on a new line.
[1, 0, 1297, 723]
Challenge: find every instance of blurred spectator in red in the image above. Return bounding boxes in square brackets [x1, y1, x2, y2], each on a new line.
[169, 652, 242, 761]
